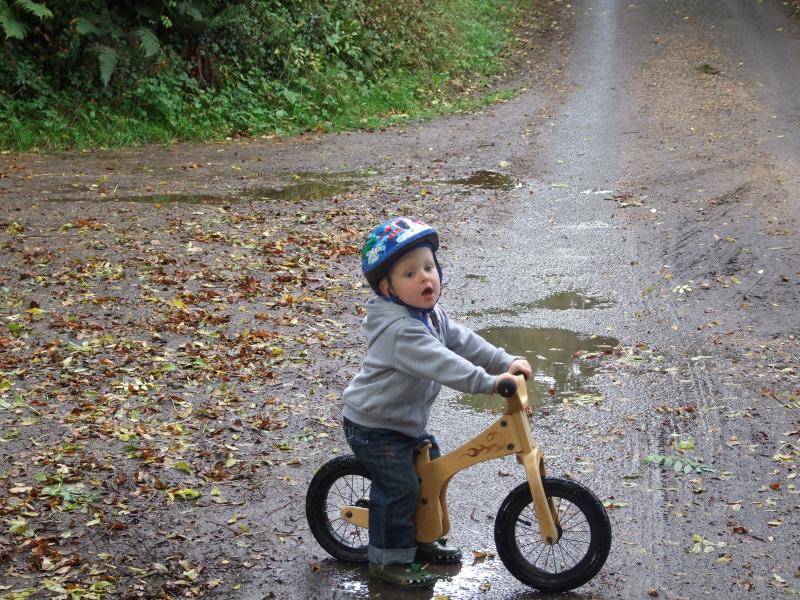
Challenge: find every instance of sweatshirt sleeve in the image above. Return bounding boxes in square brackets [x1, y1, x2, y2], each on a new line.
[440, 311, 516, 375]
[393, 322, 498, 395]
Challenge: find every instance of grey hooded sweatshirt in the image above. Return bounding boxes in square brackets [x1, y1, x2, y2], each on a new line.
[342, 298, 516, 437]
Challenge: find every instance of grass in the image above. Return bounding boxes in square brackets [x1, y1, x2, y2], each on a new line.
[0, 0, 543, 153]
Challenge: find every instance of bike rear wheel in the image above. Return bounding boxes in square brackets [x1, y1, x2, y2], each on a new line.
[305, 455, 371, 562]
[494, 477, 611, 592]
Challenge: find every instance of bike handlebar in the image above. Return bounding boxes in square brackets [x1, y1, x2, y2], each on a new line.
[497, 378, 517, 398]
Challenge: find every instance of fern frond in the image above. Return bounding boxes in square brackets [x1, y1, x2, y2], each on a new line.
[135, 26, 160, 58]
[177, 1, 203, 21]
[0, 0, 27, 39]
[1, 19, 26, 39]
[13, 0, 52, 19]
[96, 45, 118, 87]
[75, 16, 100, 35]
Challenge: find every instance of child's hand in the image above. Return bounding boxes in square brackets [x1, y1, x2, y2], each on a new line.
[508, 359, 532, 380]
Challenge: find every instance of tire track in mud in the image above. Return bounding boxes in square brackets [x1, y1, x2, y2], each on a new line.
[667, 183, 752, 278]
[613, 15, 800, 597]
[626, 23, 762, 521]
[626, 25, 799, 331]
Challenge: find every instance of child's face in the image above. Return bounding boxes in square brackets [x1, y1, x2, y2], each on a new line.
[379, 246, 441, 309]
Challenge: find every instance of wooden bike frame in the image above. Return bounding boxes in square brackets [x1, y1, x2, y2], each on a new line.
[340, 375, 560, 545]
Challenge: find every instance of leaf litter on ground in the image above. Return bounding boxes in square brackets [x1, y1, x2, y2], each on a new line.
[0, 188, 470, 595]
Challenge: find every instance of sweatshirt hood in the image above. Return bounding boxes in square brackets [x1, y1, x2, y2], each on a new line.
[363, 297, 429, 345]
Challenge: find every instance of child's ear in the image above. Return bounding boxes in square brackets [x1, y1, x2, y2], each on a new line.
[378, 278, 391, 297]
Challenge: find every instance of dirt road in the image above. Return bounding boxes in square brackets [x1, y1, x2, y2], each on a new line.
[1, 0, 798, 599]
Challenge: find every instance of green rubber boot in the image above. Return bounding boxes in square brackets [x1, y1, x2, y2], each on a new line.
[368, 562, 439, 589]
[416, 537, 463, 564]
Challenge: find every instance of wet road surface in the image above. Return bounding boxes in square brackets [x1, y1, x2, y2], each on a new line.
[295, 1, 800, 598]
[1, 0, 798, 599]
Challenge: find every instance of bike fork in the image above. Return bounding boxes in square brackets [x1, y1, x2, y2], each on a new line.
[518, 448, 560, 544]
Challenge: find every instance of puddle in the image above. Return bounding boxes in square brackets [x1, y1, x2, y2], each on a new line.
[531, 290, 613, 310]
[444, 170, 515, 191]
[466, 290, 613, 316]
[86, 193, 236, 204]
[312, 557, 507, 600]
[457, 327, 619, 413]
[245, 172, 365, 202]
[45, 171, 368, 204]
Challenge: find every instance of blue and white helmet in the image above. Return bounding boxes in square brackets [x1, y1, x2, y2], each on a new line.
[361, 216, 440, 295]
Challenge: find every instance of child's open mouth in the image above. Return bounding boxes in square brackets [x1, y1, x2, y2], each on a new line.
[422, 286, 434, 298]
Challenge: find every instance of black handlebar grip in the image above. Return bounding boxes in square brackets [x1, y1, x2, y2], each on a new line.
[497, 379, 517, 398]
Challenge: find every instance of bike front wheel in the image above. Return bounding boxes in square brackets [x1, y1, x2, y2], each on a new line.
[305, 454, 371, 563]
[494, 477, 611, 592]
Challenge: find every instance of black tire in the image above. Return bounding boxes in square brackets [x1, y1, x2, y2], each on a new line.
[495, 477, 611, 592]
[306, 455, 371, 562]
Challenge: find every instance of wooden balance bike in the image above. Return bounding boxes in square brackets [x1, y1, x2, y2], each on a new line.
[306, 375, 612, 592]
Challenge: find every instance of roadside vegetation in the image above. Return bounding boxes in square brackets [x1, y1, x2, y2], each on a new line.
[0, 0, 548, 152]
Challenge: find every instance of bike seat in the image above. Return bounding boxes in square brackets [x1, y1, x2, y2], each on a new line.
[414, 441, 433, 455]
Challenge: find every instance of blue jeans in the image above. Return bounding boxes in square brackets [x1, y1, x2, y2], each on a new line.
[343, 417, 441, 566]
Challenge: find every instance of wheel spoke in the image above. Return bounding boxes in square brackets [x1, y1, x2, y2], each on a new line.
[496, 479, 610, 591]
[546, 545, 557, 573]
[321, 470, 371, 549]
[514, 495, 593, 574]
[558, 504, 582, 529]
[344, 475, 364, 501]
[557, 539, 579, 566]
[531, 541, 549, 566]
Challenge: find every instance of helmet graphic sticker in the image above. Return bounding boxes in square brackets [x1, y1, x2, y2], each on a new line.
[364, 240, 385, 266]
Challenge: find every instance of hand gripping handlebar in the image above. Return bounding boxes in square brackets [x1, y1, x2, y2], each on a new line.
[497, 378, 517, 397]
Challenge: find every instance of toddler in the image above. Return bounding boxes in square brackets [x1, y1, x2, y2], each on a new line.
[342, 216, 531, 588]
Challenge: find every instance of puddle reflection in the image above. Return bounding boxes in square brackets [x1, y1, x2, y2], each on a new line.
[45, 171, 368, 203]
[531, 291, 613, 310]
[459, 327, 619, 413]
[246, 171, 365, 202]
[437, 170, 515, 191]
[306, 554, 598, 599]
[467, 291, 613, 317]
[311, 556, 509, 599]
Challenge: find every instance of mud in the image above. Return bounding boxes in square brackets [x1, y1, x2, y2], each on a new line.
[1, 0, 799, 599]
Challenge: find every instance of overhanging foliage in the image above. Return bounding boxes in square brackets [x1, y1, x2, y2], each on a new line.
[0, 0, 537, 150]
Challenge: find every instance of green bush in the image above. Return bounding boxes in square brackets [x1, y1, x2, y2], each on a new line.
[0, 0, 536, 151]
